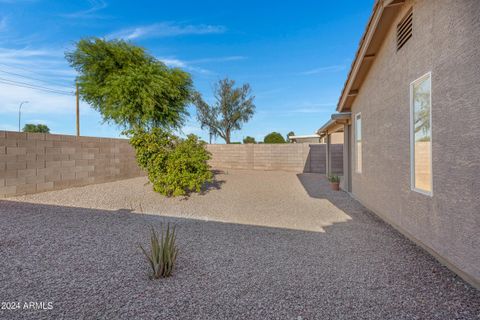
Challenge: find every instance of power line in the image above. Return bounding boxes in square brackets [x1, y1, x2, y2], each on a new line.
[0, 80, 74, 96]
[0, 77, 74, 95]
[0, 62, 76, 84]
[0, 68, 73, 88]
[0, 77, 74, 96]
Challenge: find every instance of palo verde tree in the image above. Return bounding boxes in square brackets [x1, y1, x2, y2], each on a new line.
[192, 78, 255, 144]
[66, 38, 193, 131]
[66, 38, 214, 197]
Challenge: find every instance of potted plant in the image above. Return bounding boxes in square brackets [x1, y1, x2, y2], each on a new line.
[328, 175, 340, 191]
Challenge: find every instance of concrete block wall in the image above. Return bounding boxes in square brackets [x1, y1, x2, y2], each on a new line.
[0, 131, 143, 198]
[330, 144, 344, 174]
[207, 144, 343, 173]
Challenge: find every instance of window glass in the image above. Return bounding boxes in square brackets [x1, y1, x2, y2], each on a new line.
[355, 114, 362, 173]
[411, 73, 432, 193]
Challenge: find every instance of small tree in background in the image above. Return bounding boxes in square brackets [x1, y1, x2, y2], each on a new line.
[192, 78, 255, 144]
[264, 132, 286, 144]
[66, 38, 192, 131]
[23, 124, 50, 133]
[286, 131, 295, 143]
[243, 136, 256, 144]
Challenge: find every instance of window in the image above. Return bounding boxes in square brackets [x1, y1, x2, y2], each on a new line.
[355, 113, 362, 173]
[410, 72, 432, 195]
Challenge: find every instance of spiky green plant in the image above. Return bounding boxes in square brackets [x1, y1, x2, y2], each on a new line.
[140, 224, 178, 279]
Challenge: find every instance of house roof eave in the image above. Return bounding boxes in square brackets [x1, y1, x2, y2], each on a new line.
[336, 0, 405, 112]
[317, 112, 352, 136]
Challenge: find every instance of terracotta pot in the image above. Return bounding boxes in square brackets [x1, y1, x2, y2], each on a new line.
[330, 182, 340, 191]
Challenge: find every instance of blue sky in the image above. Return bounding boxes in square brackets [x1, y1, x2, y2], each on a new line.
[0, 0, 373, 142]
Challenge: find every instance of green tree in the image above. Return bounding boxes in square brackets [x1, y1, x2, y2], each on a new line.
[243, 136, 256, 144]
[23, 124, 50, 133]
[286, 131, 295, 143]
[264, 132, 286, 144]
[66, 38, 192, 131]
[192, 78, 255, 144]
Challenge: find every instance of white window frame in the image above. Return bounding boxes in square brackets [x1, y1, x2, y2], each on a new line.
[354, 112, 362, 174]
[409, 72, 433, 196]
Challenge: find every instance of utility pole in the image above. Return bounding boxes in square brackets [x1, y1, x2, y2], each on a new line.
[18, 101, 29, 132]
[76, 82, 80, 136]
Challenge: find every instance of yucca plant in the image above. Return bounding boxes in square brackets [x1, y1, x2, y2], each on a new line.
[140, 224, 178, 279]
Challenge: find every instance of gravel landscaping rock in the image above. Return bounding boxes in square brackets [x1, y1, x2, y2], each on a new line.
[1, 170, 479, 319]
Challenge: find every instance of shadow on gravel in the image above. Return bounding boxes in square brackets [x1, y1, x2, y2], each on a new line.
[295, 172, 379, 222]
[200, 169, 226, 195]
[296, 173, 335, 199]
[0, 199, 479, 320]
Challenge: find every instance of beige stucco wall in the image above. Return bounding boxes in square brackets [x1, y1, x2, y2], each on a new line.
[348, 0, 480, 287]
[320, 132, 344, 144]
[0, 131, 143, 198]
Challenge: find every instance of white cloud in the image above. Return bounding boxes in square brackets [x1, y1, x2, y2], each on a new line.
[60, 0, 108, 19]
[157, 55, 245, 76]
[298, 65, 346, 75]
[0, 83, 78, 115]
[107, 22, 226, 40]
[189, 56, 247, 64]
[0, 46, 84, 117]
[159, 58, 187, 68]
[158, 57, 213, 75]
[0, 47, 59, 59]
[0, 47, 75, 84]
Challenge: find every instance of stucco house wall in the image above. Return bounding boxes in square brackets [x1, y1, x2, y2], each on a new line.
[349, 0, 480, 286]
[320, 132, 344, 144]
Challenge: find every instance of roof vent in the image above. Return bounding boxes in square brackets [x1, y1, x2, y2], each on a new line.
[397, 8, 413, 51]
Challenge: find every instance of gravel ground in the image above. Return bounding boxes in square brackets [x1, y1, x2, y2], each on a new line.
[1, 170, 479, 319]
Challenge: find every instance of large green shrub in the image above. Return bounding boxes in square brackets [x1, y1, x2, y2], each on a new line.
[129, 128, 212, 196]
[264, 132, 286, 144]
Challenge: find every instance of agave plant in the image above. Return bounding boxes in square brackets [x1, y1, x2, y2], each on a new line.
[140, 224, 178, 279]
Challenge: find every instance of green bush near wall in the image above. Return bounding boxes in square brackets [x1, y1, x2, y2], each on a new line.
[129, 128, 212, 196]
